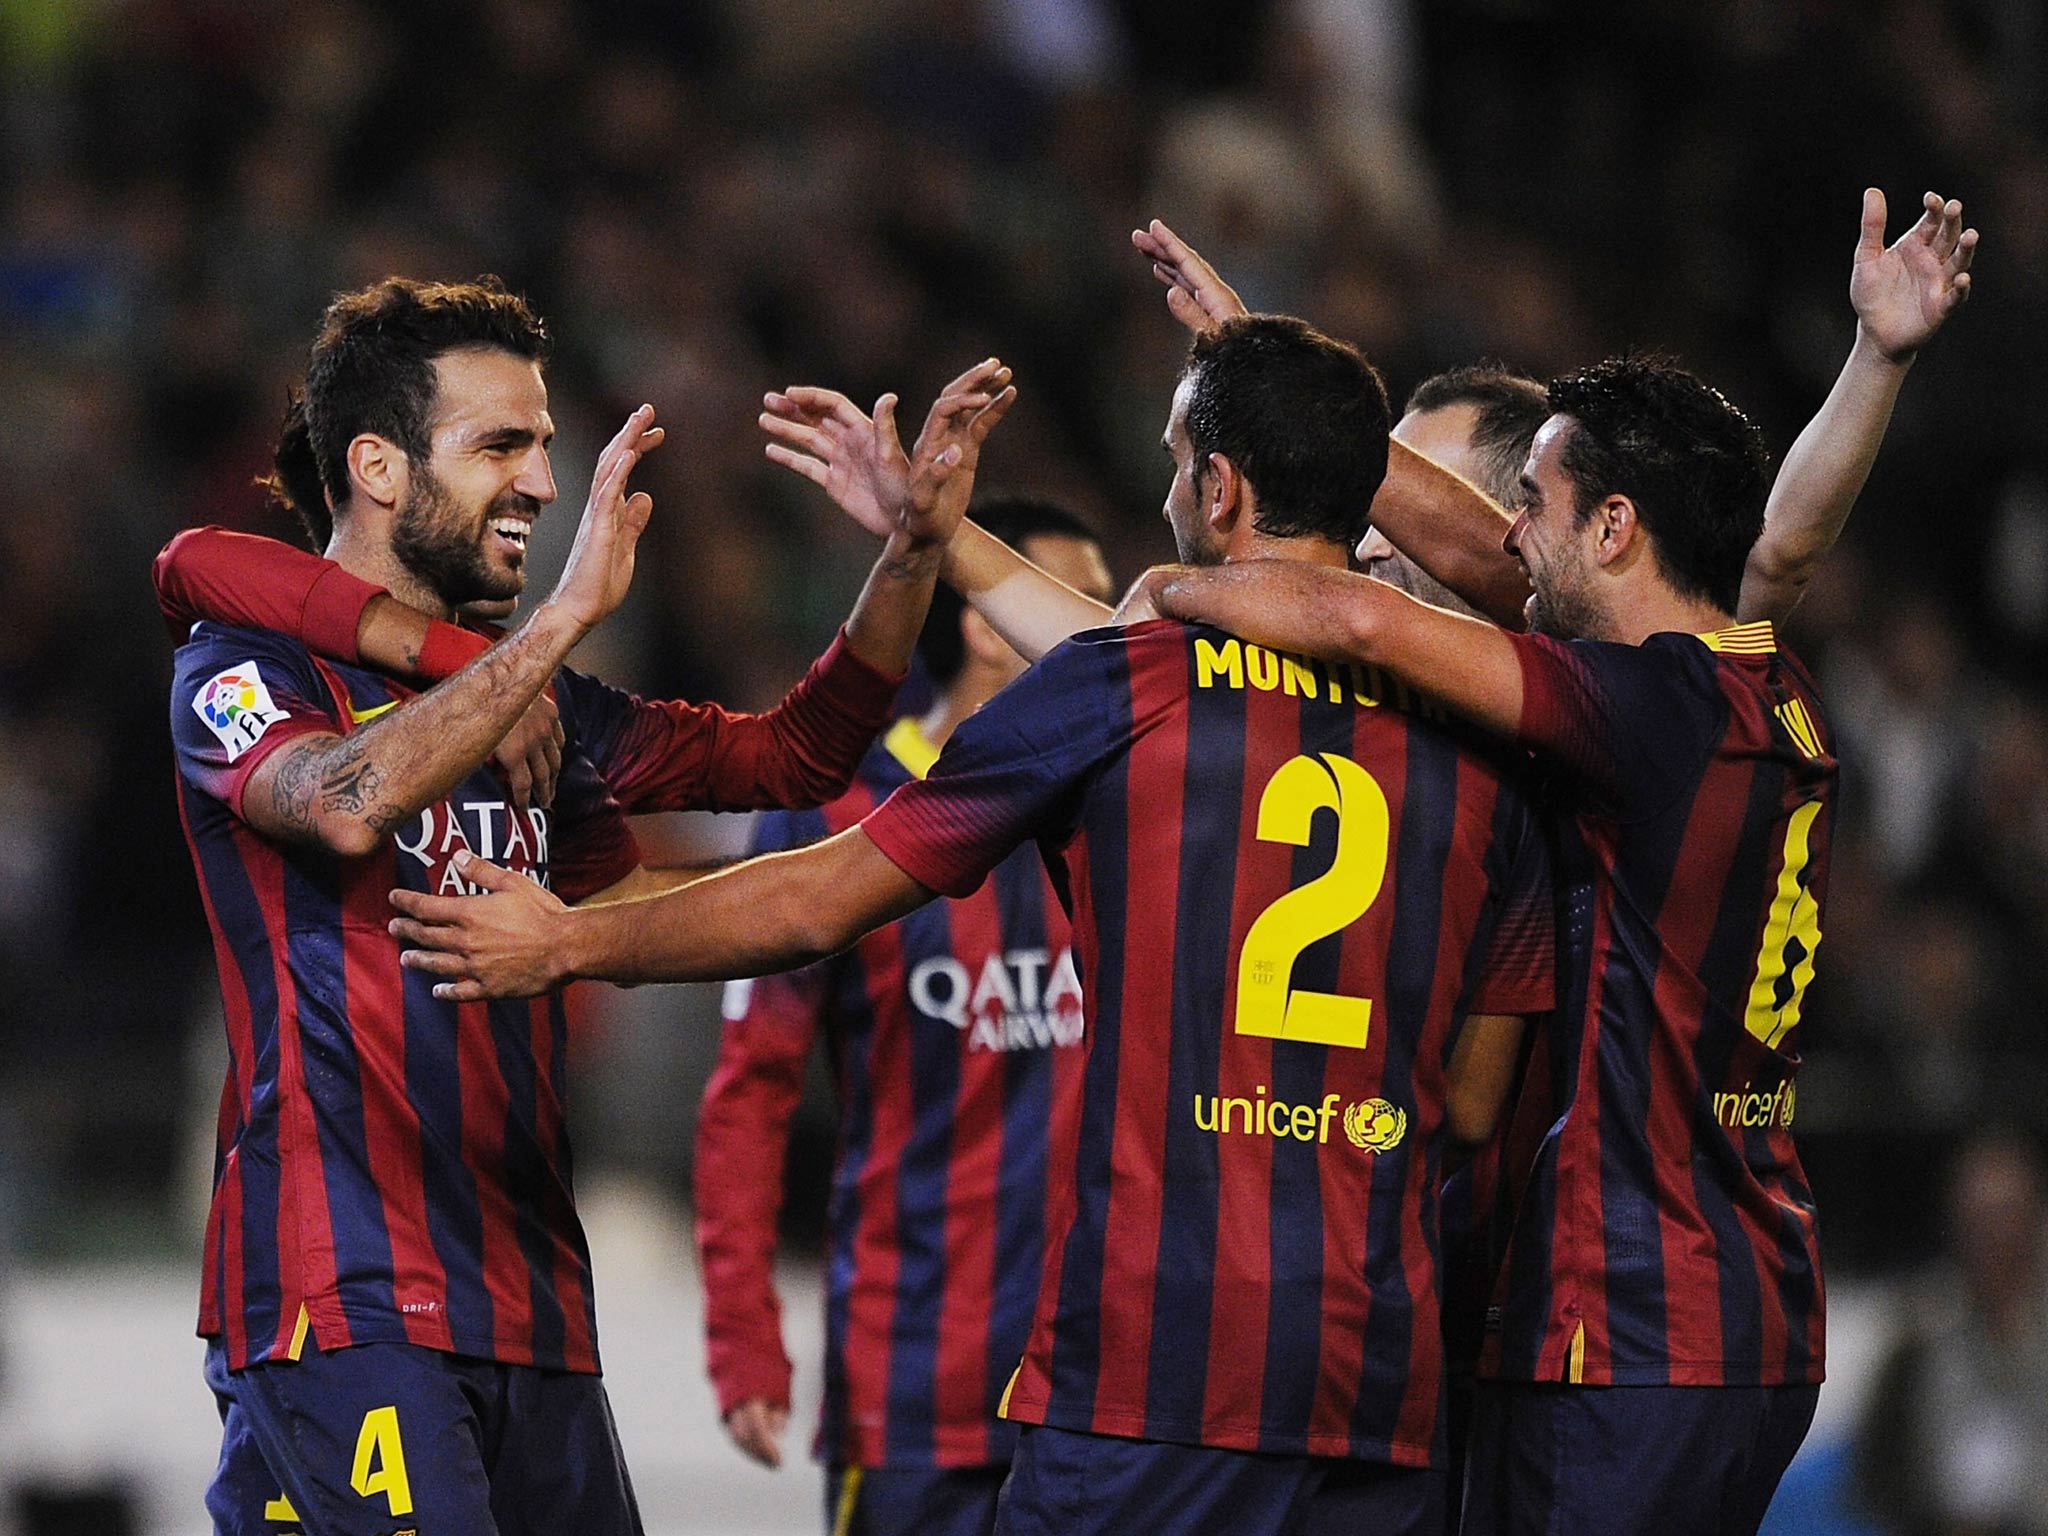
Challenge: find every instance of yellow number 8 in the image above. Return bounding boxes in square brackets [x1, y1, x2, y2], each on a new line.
[1235, 753, 1390, 1051]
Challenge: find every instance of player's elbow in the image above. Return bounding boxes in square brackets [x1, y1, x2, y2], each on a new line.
[317, 815, 388, 860]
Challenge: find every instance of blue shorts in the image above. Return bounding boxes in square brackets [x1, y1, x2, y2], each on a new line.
[993, 1423, 1444, 1536]
[1459, 1380, 1819, 1536]
[824, 1463, 1007, 1536]
[204, 1337, 642, 1536]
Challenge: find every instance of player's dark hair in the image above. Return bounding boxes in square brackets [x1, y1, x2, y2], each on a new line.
[264, 275, 551, 548]
[1404, 364, 1551, 505]
[1181, 314, 1391, 548]
[1545, 355, 1771, 615]
[918, 497, 1101, 687]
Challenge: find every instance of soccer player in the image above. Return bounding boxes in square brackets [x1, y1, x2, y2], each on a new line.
[166, 275, 1007, 1535]
[1138, 354, 1836, 1533]
[391, 314, 1556, 1536]
[694, 498, 1115, 1536]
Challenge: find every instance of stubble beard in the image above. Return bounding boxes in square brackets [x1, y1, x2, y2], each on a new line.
[391, 466, 529, 613]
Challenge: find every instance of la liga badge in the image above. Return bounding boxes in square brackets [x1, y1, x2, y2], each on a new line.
[195, 662, 290, 762]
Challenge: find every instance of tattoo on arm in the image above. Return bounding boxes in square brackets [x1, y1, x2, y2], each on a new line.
[318, 737, 384, 815]
[879, 545, 941, 582]
[364, 802, 408, 835]
[269, 742, 322, 832]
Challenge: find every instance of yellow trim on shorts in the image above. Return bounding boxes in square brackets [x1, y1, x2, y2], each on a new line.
[286, 1303, 311, 1362]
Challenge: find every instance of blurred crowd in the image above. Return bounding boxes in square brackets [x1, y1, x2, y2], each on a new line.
[2, 0, 2046, 1504]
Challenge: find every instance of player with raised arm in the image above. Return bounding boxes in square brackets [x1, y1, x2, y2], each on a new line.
[392, 316, 1556, 1536]
[1139, 351, 1839, 1534]
[695, 498, 1114, 1536]
[168, 276, 1006, 1536]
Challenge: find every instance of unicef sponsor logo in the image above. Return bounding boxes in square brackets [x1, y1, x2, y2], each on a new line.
[906, 947, 1085, 1052]
[1192, 1088, 1409, 1152]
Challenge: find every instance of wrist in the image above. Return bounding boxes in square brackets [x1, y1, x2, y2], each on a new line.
[1853, 318, 1919, 371]
[882, 525, 947, 570]
[527, 598, 594, 652]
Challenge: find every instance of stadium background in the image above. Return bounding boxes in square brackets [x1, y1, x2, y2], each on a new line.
[2, 0, 2045, 1531]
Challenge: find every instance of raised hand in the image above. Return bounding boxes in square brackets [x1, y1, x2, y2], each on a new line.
[1131, 218, 1248, 334]
[901, 358, 1017, 547]
[761, 360, 1015, 547]
[547, 405, 665, 632]
[389, 848, 571, 1000]
[1852, 188, 1979, 363]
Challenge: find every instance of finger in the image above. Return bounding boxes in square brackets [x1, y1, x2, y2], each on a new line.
[1856, 187, 1887, 260]
[621, 489, 654, 535]
[449, 849, 518, 888]
[939, 357, 1004, 396]
[1947, 227, 1979, 277]
[759, 412, 837, 456]
[1910, 189, 1943, 243]
[504, 755, 534, 812]
[398, 945, 478, 977]
[777, 387, 867, 428]
[873, 393, 905, 459]
[430, 979, 489, 1003]
[389, 888, 469, 923]
[1933, 197, 1964, 261]
[966, 384, 1018, 443]
[763, 443, 832, 487]
[388, 915, 462, 948]
[1146, 217, 1198, 265]
[927, 390, 996, 425]
[1165, 286, 1208, 330]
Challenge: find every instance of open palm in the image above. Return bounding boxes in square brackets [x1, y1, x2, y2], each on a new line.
[1852, 188, 1978, 362]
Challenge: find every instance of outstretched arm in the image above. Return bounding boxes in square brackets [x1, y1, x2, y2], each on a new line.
[389, 828, 932, 998]
[1741, 188, 1977, 621]
[239, 408, 663, 854]
[1150, 560, 1525, 736]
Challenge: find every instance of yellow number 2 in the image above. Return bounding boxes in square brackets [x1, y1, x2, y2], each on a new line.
[1236, 753, 1391, 1051]
[351, 1405, 414, 1518]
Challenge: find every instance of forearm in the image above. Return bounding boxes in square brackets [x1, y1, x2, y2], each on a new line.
[558, 832, 925, 986]
[1740, 324, 1910, 621]
[840, 529, 944, 676]
[254, 603, 584, 852]
[1372, 440, 1530, 628]
[1156, 561, 1524, 735]
[942, 519, 1112, 662]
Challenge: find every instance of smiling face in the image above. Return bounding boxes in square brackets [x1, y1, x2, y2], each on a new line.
[391, 346, 558, 609]
[1504, 415, 1605, 639]
[1160, 375, 1226, 567]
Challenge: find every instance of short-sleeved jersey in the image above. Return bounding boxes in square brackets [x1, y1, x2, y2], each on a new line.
[862, 621, 1555, 1466]
[1480, 620, 1834, 1388]
[172, 622, 669, 1374]
[695, 719, 1086, 1470]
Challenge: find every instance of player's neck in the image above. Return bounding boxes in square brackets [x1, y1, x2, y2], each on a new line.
[1222, 528, 1351, 570]
[1603, 580, 1733, 646]
[325, 524, 459, 623]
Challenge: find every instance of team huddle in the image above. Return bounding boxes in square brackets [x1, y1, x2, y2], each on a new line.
[163, 191, 1977, 1535]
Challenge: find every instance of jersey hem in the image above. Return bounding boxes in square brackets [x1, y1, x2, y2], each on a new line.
[1003, 1397, 1437, 1467]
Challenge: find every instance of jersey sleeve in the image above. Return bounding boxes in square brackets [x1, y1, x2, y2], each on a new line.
[1462, 780, 1557, 1017]
[543, 745, 645, 904]
[170, 626, 343, 819]
[692, 809, 832, 1417]
[154, 527, 383, 663]
[1508, 630, 1726, 818]
[862, 636, 1122, 899]
[553, 631, 901, 815]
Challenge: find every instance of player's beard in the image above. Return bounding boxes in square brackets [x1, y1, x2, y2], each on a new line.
[392, 466, 534, 612]
[1525, 560, 1601, 640]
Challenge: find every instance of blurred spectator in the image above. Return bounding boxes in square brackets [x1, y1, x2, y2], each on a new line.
[1854, 1133, 2048, 1536]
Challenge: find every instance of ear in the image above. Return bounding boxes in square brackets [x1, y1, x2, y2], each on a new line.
[346, 433, 407, 513]
[1204, 450, 1245, 537]
[1590, 494, 1642, 569]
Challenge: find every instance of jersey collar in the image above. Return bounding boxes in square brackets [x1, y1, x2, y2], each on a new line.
[1695, 620, 1777, 656]
[883, 715, 942, 780]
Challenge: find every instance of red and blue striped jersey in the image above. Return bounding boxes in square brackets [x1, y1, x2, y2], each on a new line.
[171, 619, 899, 1374]
[695, 719, 1085, 1470]
[1480, 620, 1833, 1388]
[862, 620, 1555, 1466]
